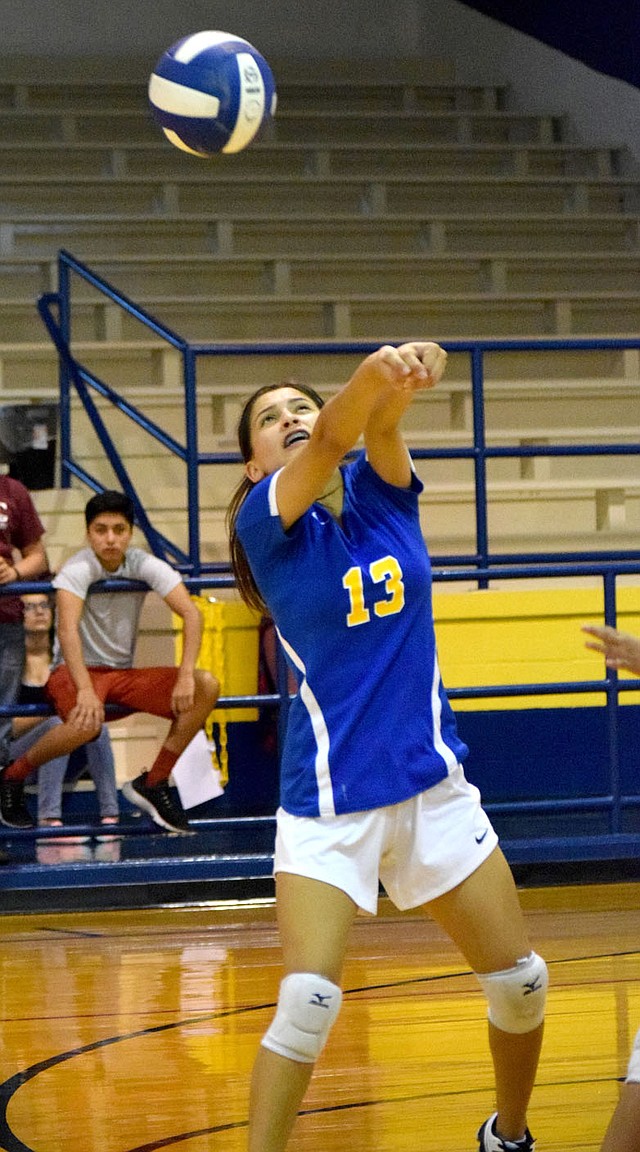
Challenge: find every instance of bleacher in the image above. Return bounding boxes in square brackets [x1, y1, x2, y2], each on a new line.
[0, 59, 638, 903]
[0, 65, 635, 554]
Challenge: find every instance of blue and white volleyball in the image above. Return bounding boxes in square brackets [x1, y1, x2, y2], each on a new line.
[148, 31, 277, 156]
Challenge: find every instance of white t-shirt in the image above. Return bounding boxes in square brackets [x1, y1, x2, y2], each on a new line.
[52, 546, 181, 668]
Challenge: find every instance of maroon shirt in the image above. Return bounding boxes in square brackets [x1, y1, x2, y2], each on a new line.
[0, 476, 45, 623]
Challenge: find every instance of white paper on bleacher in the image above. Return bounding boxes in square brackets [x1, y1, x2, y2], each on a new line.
[171, 729, 223, 810]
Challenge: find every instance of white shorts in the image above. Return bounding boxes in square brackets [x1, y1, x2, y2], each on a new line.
[273, 764, 499, 915]
[627, 1028, 640, 1082]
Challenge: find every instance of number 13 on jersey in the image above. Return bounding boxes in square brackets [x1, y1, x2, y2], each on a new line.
[342, 555, 405, 627]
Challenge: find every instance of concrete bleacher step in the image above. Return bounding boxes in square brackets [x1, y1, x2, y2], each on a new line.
[5, 348, 637, 454]
[28, 349, 640, 557]
[31, 487, 89, 570]
[274, 74, 500, 111]
[401, 369, 640, 441]
[70, 412, 224, 460]
[196, 345, 640, 397]
[3, 250, 640, 301]
[26, 372, 638, 477]
[417, 475, 640, 539]
[2, 212, 638, 260]
[36, 452, 640, 513]
[1, 172, 638, 217]
[126, 292, 640, 341]
[1, 341, 635, 401]
[0, 69, 500, 115]
[70, 428, 640, 498]
[0, 109, 148, 146]
[0, 140, 626, 181]
[270, 108, 562, 146]
[43, 423, 640, 531]
[6, 291, 637, 342]
[0, 105, 562, 148]
[3, 281, 640, 342]
[0, 76, 147, 112]
[85, 251, 640, 297]
[0, 340, 181, 391]
[0, 77, 502, 117]
[4, 345, 636, 409]
[31, 484, 87, 518]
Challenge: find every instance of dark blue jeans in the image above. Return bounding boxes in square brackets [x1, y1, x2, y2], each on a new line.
[0, 622, 25, 768]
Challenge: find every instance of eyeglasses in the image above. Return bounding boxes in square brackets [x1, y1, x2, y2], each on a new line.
[22, 602, 52, 613]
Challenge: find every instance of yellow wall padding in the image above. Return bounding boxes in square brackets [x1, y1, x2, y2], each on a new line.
[174, 597, 262, 784]
[433, 584, 640, 710]
[175, 586, 640, 782]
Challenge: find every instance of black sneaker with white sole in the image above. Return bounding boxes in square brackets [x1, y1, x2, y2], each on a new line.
[122, 773, 191, 834]
[477, 1113, 536, 1152]
[0, 772, 34, 829]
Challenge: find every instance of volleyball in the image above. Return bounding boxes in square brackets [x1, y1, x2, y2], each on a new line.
[148, 31, 277, 156]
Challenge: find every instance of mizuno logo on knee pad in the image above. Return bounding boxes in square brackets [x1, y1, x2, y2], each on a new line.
[523, 977, 544, 996]
[309, 992, 333, 1008]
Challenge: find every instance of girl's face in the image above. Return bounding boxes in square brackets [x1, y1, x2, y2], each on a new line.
[245, 387, 321, 482]
[21, 595, 53, 635]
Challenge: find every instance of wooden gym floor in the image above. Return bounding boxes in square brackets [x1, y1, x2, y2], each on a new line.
[0, 881, 637, 1152]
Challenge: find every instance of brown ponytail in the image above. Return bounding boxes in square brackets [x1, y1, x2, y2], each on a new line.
[226, 475, 268, 612]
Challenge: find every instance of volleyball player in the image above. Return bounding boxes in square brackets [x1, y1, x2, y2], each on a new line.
[227, 342, 547, 1152]
[583, 621, 640, 1151]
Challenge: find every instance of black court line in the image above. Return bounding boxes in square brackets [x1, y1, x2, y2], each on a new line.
[0, 922, 279, 944]
[69, 1073, 628, 1152]
[0, 950, 636, 1149]
[0, 1001, 278, 1152]
[39, 924, 109, 938]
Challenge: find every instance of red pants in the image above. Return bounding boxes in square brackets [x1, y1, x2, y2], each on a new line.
[46, 665, 180, 722]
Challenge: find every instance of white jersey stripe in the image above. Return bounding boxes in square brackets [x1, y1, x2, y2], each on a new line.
[268, 470, 283, 518]
[276, 627, 336, 817]
[430, 653, 460, 772]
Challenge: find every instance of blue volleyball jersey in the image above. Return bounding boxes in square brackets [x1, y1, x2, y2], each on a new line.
[237, 452, 468, 817]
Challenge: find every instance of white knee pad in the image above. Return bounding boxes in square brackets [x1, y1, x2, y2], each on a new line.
[476, 951, 548, 1035]
[626, 1027, 640, 1083]
[262, 972, 343, 1064]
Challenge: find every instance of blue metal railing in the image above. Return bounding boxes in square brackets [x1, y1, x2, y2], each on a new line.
[37, 250, 640, 577]
[22, 249, 640, 866]
[2, 564, 640, 857]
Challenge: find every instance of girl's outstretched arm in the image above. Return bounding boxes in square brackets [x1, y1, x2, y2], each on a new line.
[275, 342, 446, 527]
[364, 342, 447, 487]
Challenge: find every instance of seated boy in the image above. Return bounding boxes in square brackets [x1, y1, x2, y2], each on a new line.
[0, 491, 219, 834]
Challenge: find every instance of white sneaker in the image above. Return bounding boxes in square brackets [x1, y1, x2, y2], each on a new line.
[477, 1113, 536, 1151]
